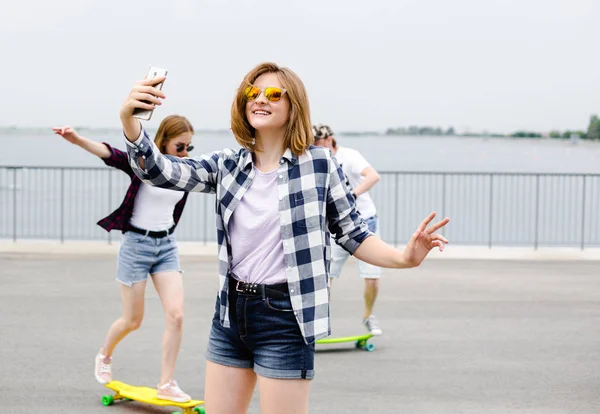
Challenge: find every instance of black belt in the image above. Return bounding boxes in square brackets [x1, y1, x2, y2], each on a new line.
[230, 278, 289, 299]
[127, 224, 175, 238]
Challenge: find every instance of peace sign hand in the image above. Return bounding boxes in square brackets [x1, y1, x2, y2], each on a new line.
[402, 212, 450, 267]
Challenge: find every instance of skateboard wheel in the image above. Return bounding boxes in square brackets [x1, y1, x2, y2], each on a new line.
[194, 408, 206, 414]
[355, 340, 364, 348]
[101, 395, 114, 406]
[365, 343, 375, 352]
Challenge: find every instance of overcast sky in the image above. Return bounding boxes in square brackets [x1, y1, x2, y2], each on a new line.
[2, 0, 598, 133]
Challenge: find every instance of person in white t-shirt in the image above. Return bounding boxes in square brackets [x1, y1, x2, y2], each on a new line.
[312, 124, 384, 335]
[52, 116, 195, 402]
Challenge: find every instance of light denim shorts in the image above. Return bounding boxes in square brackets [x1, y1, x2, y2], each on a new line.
[116, 231, 181, 286]
[330, 215, 382, 279]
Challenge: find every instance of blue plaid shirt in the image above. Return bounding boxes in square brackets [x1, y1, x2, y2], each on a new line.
[125, 129, 371, 343]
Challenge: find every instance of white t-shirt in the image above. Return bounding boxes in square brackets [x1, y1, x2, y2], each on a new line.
[228, 166, 287, 285]
[129, 182, 185, 231]
[334, 146, 377, 219]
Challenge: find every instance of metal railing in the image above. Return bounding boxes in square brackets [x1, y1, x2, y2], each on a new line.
[1, 166, 598, 248]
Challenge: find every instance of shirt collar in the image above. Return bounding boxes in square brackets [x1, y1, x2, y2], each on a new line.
[281, 148, 297, 164]
[241, 148, 297, 170]
[240, 149, 253, 170]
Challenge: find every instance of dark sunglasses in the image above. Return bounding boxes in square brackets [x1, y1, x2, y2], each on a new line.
[176, 144, 194, 153]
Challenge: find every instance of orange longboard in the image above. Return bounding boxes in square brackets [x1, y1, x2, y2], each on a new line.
[102, 380, 205, 414]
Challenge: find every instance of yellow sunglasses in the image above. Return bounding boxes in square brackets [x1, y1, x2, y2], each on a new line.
[244, 84, 287, 102]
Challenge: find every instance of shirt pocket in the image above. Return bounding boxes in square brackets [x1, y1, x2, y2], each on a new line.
[292, 188, 324, 229]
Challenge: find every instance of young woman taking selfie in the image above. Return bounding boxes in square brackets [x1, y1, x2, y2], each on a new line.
[118, 62, 449, 414]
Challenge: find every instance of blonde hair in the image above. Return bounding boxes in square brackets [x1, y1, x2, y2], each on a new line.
[231, 62, 313, 156]
[154, 115, 194, 153]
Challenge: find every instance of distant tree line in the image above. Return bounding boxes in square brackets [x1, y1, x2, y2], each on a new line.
[384, 115, 600, 140]
[536, 115, 600, 140]
[385, 126, 456, 136]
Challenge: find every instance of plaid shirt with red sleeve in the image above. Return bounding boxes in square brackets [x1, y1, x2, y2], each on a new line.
[96, 143, 189, 232]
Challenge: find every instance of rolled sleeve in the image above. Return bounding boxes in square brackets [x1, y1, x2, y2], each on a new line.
[101, 143, 134, 177]
[124, 128, 156, 180]
[124, 127, 146, 148]
[123, 126, 228, 194]
[326, 154, 372, 254]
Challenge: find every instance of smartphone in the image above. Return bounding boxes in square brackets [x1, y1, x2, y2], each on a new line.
[132, 66, 168, 121]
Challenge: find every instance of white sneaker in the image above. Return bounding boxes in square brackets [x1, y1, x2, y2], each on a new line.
[94, 351, 112, 384]
[157, 380, 191, 403]
[363, 315, 383, 336]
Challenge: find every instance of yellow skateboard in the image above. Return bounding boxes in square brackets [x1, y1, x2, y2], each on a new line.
[316, 333, 376, 351]
[101, 380, 205, 414]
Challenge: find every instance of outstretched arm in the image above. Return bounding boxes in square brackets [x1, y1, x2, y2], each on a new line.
[326, 150, 450, 267]
[353, 212, 449, 268]
[52, 126, 111, 159]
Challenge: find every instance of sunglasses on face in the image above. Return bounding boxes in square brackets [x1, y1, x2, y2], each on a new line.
[244, 84, 287, 102]
[176, 143, 194, 153]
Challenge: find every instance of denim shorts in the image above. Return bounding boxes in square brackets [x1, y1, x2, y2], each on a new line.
[330, 215, 382, 279]
[205, 279, 315, 380]
[116, 231, 181, 286]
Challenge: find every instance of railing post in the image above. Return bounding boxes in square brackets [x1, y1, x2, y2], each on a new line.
[60, 169, 65, 243]
[442, 174, 447, 236]
[534, 174, 540, 250]
[394, 173, 399, 245]
[488, 174, 493, 249]
[12, 168, 17, 242]
[581, 175, 586, 251]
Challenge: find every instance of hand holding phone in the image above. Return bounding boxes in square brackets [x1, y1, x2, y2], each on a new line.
[132, 66, 168, 121]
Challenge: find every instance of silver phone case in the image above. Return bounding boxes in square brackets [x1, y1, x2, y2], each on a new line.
[132, 66, 168, 121]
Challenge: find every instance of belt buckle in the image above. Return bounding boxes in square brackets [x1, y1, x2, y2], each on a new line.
[235, 280, 245, 293]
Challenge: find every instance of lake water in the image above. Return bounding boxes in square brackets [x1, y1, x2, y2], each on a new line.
[2, 128, 600, 173]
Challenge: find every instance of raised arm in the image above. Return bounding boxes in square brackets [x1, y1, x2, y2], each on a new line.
[119, 77, 165, 142]
[117, 76, 226, 193]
